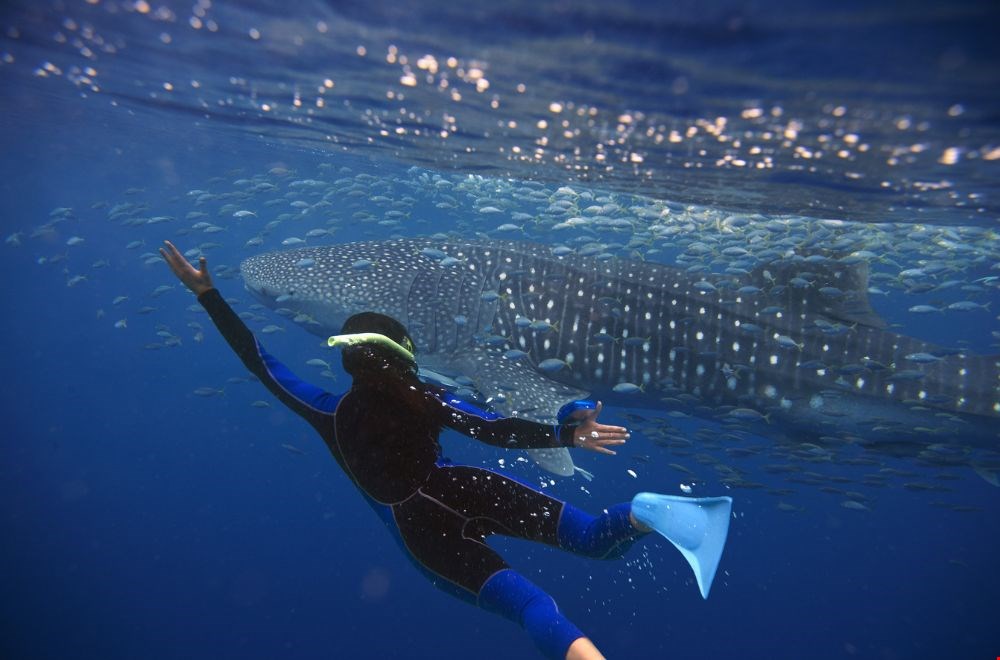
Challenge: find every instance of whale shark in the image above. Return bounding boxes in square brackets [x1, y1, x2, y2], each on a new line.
[240, 238, 1000, 475]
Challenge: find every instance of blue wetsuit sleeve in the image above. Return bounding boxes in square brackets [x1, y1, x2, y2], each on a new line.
[556, 399, 596, 424]
[197, 288, 341, 430]
[434, 390, 576, 449]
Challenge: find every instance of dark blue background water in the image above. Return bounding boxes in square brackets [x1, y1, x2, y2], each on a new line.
[2, 3, 999, 659]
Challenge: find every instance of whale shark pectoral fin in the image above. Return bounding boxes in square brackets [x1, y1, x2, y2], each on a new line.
[524, 447, 576, 477]
[973, 463, 999, 487]
[427, 347, 590, 477]
[441, 347, 591, 421]
[416, 366, 461, 389]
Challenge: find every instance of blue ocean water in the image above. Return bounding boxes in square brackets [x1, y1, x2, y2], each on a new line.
[1, 2, 998, 659]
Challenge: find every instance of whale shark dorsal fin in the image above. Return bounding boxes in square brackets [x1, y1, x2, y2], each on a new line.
[814, 259, 887, 329]
[750, 256, 887, 329]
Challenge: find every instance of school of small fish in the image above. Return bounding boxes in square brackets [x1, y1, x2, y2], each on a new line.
[9, 158, 999, 510]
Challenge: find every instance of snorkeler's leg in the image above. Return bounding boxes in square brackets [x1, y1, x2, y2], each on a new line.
[424, 465, 647, 559]
[556, 500, 647, 559]
[566, 637, 605, 660]
[391, 483, 595, 660]
[478, 568, 597, 660]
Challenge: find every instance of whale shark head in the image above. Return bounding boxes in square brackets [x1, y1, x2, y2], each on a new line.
[240, 241, 419, 336]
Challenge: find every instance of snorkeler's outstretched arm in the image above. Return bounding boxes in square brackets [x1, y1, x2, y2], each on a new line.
[161, 241, 342, 428]
[436, 392, 627, 454]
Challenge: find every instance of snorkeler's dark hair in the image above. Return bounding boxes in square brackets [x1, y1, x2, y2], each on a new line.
[340, 312, 417, 379]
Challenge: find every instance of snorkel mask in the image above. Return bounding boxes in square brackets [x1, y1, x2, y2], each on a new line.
[327, 332, 416, 368]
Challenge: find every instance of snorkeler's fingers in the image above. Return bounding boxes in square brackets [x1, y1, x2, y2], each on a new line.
[591, 425, 628, 440]
[163, 240, 186, 266]
[161, 241, 188, 268]
[594, 400, 603, 418]
[592, 440, 626, 452]
[574, 431, 626, 453]
[159, 244, 185, 277]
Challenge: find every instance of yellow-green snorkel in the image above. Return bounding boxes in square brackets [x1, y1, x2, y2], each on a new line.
[327, 332, 416, 366]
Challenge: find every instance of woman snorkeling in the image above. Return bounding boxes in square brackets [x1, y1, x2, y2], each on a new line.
[160, 240, 732, 660]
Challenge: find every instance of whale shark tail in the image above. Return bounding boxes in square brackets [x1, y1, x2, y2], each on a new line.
[631, 492, 733, 599]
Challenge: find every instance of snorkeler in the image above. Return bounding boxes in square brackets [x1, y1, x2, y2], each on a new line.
[160, 240, 733, 660]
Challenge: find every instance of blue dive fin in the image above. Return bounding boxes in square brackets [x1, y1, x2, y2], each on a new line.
[631, 492, 733, 599]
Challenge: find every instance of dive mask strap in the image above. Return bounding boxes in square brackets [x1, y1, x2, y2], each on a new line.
[327, 332, 415, 365]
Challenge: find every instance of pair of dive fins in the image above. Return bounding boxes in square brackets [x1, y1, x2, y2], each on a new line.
[630, 492, 733, 599]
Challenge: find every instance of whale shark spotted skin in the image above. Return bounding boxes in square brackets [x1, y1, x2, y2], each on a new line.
[241, 238, 1000, 469]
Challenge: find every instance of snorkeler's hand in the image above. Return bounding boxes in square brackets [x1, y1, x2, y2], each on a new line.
[571, 401, 629, 455]
[160, 240, 214, 296]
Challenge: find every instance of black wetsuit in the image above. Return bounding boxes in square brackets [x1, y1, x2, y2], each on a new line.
[199, 289, 645, 659]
